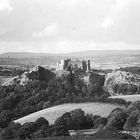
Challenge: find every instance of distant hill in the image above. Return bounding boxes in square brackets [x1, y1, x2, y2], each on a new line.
[1, 50, 140, 58]
[0, 52, 53, 58]
[66, 50, 140, 57]
[0, 50, 140, 68]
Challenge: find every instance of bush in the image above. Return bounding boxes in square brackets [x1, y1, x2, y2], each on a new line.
[92, 129, 135, 139]
[94, 117, 108, 128]
[2, 122, 22, 138]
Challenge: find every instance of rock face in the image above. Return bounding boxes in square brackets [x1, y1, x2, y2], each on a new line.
[0, 66, 56, 86]
[104, 71, 140, 96]
[28, 65, 55, 82]
[83, 72, 105, 87]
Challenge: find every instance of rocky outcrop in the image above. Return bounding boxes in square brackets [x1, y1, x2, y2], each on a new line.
[83, 72, 105, 87]
[0, 66, 56, 86]
[28, 65, 55, 82]
[104, 71, 140, 96]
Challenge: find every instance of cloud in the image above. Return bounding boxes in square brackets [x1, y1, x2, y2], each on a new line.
[0, 0, 140, 53]
[60, 0, 89, 7]
[0, 0, 13, 11]
[100, 0, 140, 44]
[101, 0, 128, 29]
[60, 0, 79, 7]
[33, 23, 59, 38]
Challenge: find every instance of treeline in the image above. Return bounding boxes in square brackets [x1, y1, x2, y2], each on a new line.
[119, 66, 140, 75]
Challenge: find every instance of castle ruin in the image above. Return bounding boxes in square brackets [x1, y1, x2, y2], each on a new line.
[57, 59, 90, 72]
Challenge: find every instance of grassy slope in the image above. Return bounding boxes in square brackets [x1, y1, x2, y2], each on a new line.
[15, 103, 122, 125]
[110, 94, 140, 102]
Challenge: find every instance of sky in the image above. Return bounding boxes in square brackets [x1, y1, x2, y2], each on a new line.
[0, 0, 140, 54]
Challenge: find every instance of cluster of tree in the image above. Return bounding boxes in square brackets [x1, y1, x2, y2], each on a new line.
[2, 117, 69, 139]
[3, 100, 140, 139]
[103, 101, 140, 135]
[2, 108, 107, 139]
[119, 67, 140, 75]
[0, 71, 130, 130]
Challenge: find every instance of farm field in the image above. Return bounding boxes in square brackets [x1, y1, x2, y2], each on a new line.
[110, 94, 140, 102]
[15, 102, 122, 125]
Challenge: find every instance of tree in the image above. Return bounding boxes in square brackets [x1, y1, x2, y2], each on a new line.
[0, 110, 13, 128]
[2, 122, 21, 138]
[35, 117, 49, 130]
[20, 106, 36, 116]
[54, 112, 72, 130]
[16, 122, 36, 139]
[106, 111, 128, 130]
[123, 110, 140, 131]
[37, 101, 45, 111]
[70, 109, 85, 130]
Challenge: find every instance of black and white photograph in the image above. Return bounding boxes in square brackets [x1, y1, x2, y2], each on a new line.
[0, 0, 140, 139]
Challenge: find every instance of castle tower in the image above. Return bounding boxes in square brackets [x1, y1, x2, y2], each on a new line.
[87, 60, 90, 72]
[82, 60, 87, 72]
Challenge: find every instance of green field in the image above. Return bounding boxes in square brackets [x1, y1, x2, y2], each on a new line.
[110, 94, 140, 102]
[15, 102, 122, 125]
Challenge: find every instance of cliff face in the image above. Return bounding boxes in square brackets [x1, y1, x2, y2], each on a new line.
[28, 66, 56, 82]
[104, 71, 140, 96]
[83, 72, 105, 87]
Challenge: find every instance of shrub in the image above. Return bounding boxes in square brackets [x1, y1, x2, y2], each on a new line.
[92, 129, 135, 139]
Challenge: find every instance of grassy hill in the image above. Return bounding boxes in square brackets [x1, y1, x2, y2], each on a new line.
[15, 102, 122, 125]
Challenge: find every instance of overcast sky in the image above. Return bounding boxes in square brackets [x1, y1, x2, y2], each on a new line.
[0, 0, 140, 54]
